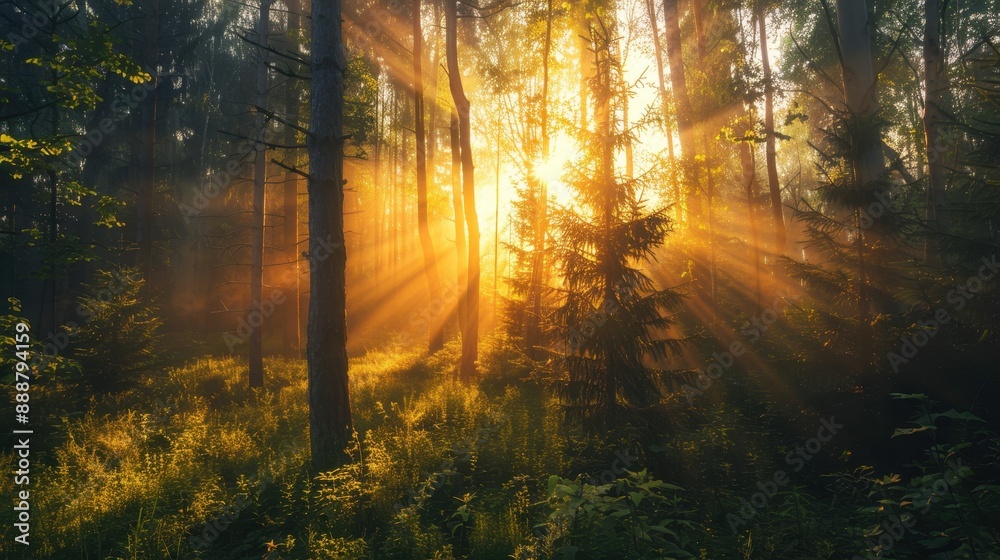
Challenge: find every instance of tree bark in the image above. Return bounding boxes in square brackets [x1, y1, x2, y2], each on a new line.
[450, 110, 468, 347]
[740, 121, 763, 309]
[759, 7, 787, 252]
[307, 0, 353, 472]
[414, 0, 445, 352]
[661, 0, 699, 224]
[644, 0, 679, 211]
[836, 0, 884, 323]
[576, 2, 590, 129]
[836, 0, 884, 188]
[595, 29, 618, 428]
[444, 0, 479, 380]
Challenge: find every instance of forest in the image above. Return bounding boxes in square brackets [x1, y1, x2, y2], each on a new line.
[1, 0, 999, 558]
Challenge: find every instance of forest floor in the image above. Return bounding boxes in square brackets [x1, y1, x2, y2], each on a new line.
[2, 334, 998, 560]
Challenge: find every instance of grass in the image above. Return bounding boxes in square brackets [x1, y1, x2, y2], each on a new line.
[1, 334, 997, 559]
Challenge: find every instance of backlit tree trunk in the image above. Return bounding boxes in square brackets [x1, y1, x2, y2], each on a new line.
[525, 0, 552, 360]
[662, 0, 699, 224]
[445, 0, 480, 380]
[451, 110, 468, 343]
[759, 6, 787, 252]
[414, 0, 445, 352]
[307, 0, 353, 471]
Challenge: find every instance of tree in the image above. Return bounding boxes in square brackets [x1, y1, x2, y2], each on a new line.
[661, 0, 698, 227]
[414, 0, 445, 353]
[281, 0, 304, 357]
[307, 0, 353, 471]
[444, 0, 480, 380]
[249, 0, 271, 388]
[836, 0, 885, 323]
[451, 110, 468, 346]
[836, 0, 884, 193]
[524, 0, 554, 360]
[552, 19, 684, 433]
[758, 1, 787, 252]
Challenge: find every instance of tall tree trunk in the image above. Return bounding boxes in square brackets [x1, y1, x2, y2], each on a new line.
[414, 0, 445, 352]
[661, 0, 699, 224]
[250, 0, 272, 388]
[922, 0, 948, 265]
[525, 0, 552, 360]
[692, 0, 707, 60]
[451, 110, 468, 343]
[837, 0, 884, 187]
[282, 0, 302, 357]
[391, 89, 399, 290]
[692, 0, 718, 308]
[740, 120, 763, 309]
[590, 25, 618, 428]
[618, 38, 634, 180]
[758, 7, 787, 252]
[645, 0, 669, 126]
[577, 2, 591, 129]
[836, 0, 884, 323]
[136, 0, 159, 285]
[307, 0, 353, 471]
[644, 0, 679, 214]
[445, 0, 479, 380]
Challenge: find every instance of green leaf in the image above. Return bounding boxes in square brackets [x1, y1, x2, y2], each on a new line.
[932, 410, 985, 423]
[892, 426, 934, 437]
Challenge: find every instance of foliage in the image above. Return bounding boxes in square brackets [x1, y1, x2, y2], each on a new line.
[550, 19, 685, 434]
[68, 268, 164, 391]
[519, 469, 698, 560]
[845, 394, 1000, 560]
[0, 297, 82, 383]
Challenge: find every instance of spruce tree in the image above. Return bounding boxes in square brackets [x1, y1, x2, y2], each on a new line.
[550, 19, 684, 433]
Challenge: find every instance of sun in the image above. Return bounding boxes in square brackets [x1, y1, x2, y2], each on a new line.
[532, 140, 580, 209]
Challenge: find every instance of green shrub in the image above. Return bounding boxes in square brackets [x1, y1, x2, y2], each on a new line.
[522, 469, 699, 560]
[69, 268, 163, 391]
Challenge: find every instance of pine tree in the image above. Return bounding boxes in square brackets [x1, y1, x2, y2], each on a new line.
[550, 19, 685, 433]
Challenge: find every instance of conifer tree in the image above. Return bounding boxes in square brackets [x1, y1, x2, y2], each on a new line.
[551, 18, 684, 433]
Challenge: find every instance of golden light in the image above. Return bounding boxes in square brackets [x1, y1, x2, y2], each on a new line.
[532, 140, 580, 209]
